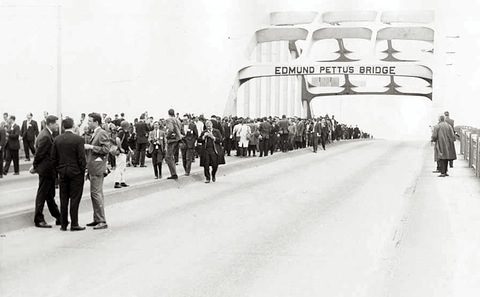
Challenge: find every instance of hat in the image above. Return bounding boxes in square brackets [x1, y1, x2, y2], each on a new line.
[46, 115, 58, 122]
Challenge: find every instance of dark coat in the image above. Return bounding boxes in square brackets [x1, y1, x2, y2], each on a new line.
[6, 124, 20, 150]
[259, 121, 272, 139]
[198, 128, 225, 167]
[21, 120, 39, 141]
[432, 122, 457, 160]
[33, 128, 56, 176]
[180, 122, 198, 149]
[135, 121, 151, 144]
[51, 131, 87, 177]
[0, 128, 6, 151]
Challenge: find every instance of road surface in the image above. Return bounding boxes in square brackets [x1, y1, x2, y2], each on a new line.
[1, 140, 480, 297]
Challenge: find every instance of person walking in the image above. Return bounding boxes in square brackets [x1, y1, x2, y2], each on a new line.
[165, 109, 182, 180]
[84, 113, 110, 230]
[180, 115, 198, 176]
[51, 117, 87, 231]
[0, 125, 6, 179]
[113, 121, 130, 189]
[312, 118, 322, 153]
[431, 115, 456, 177]
[32, 115, 62, 228]
[148, 121, 166, 179]
[258, 117, 272, 157]
[444, 111, 455, 168]
[199, 120, 225, 183]
[133, 114, 151, 167]
[21, 112, 39, 161]
[3, 115, 21, 175]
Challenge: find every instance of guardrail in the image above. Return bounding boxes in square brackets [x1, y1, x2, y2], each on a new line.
[459, 126, 480, 177]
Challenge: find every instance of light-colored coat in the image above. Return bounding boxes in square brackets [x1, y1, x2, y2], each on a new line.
[432, 121, 456, 161]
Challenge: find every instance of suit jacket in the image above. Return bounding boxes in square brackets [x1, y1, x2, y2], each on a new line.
[259, 121, 273, 139]
[278, 119, 289, 134]
[313, 122, 322, 138]
[222, 122, 231, 139]
[0, 128, 6, 151]
[21, 120, 39, 141]
[52, 131, 87, 178]
[180, 122, 198, 149]
[33, 128, 56, 176]
[165, 117, 182, 143]
[86, 127, 110, 176]
[148, 129, 167, 152]
[6, 124, 20, 150]
[135, 121, 151, 144]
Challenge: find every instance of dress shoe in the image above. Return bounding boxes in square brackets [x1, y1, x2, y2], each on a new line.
[185, 173, 190, 176]
[205, 180, 210, 183]
[120, 182, 129, 187]
[212, 176, 216, 182]
[140, 165, 147, 168]
[154, 176, 159, 179]
[445, 173, 450, 176]
[438, 174, 447, 177]
[71, 226, 86, 231]
[35, 222, 52, 228]
[167, 175, 178, 180]
[93, 222, 108, 230]
[432, 170, 440, 173]
[60, 226, 68, 231]
[86, 221, 99, 227]
[13, 172, 19, 175]
[114, 183, 122, 189]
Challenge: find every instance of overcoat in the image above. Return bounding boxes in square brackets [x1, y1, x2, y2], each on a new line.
[198, 128, 226, 167]
[432, 122, 457, 161]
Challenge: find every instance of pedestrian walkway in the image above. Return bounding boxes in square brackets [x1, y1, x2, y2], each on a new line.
[381, 143, 480, 297]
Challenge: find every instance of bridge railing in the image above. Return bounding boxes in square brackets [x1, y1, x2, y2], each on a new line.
[459, 127, 480, 177]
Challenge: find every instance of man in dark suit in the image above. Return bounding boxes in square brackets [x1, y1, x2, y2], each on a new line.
[221, 118, 232, 156]
[32, 115, 61, 228]
[21, 112, 39, 161]
[165, 109, 182, 180]
[258, 117, 272, 157]
[180, 115, 198, 176]
[84, 113, 110, 230]
[3, 115, 21, 175]
[278, 115, 289, 152]
[134, 114, 151, 167]
[52, 117, 87, 231]
[0, 125, 6, 178]
[198, 120, 225, 183]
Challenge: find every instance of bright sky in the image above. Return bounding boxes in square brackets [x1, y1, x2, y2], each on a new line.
[0, 0, 478, 139]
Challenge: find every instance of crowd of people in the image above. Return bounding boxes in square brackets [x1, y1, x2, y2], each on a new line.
[0, 109, 371, 231]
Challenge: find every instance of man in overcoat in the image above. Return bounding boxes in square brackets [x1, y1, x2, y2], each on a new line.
[431, 115, 456, 177]
[198, 120, 225, 183]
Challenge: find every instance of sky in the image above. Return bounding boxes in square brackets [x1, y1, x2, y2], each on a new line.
[0, 0, 479, 139]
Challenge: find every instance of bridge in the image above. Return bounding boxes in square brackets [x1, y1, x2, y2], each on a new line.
[224, 10, 434, 118]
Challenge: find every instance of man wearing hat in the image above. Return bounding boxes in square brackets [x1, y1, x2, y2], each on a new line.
[32, 115, 61, 228]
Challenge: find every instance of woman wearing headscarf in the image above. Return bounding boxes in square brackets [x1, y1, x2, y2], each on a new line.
[198, 120, 225, 183]
[148, 121, 166, 179]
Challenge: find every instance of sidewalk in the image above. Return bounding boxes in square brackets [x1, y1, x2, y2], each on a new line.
[383, 143, 480, 297]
